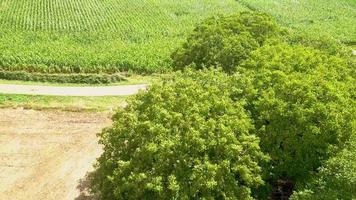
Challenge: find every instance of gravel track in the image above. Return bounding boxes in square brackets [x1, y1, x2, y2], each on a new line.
[0, 84, 147, 96]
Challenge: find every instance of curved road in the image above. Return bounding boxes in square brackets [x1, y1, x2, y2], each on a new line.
[0, 84, 147, 96]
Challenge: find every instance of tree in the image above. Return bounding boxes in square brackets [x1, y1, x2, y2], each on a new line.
[239, 43, 355, 183]
[91, 69, 268, 200]
[91, 11, 356, 199]
[171, 11, 284, 73]
[290, 132, 356, 200]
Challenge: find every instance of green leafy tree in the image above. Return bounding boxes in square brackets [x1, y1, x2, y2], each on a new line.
[290, 132, 356, 200]
[171, 11, 283, 73]
[91, 69, 268, 200]
[91, 11, 356, 198]
[239, 43, 355, 183]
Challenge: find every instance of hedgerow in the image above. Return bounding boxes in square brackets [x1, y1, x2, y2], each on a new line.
[0, 71, 126, 84]
[0, 53, 166, 74]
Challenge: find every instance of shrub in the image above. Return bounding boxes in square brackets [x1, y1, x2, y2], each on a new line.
[239, 43, 355, 183]
[171, 11, 284, 73]
[91, 69, 268, 200]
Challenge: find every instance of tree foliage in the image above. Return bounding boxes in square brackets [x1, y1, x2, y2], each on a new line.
[290, 132, 356, 200]
[92, 11, 356, 199]
[91, 69, 268, 200]
[239, 43, 355, 182]
[171, 11, 283, 73]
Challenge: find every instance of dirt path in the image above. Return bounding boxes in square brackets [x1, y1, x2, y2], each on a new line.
[0, 108, 112, 200]
[0, 84, 147, 96]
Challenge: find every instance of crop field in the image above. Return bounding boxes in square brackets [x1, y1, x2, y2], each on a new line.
[238, 0, 356, 43]
[0, 0, 245, 74]
[0, 0, 355, 79]
[0, 1, 355, 199]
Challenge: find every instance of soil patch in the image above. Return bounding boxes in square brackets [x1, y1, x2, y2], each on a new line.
[0, 108, 111, 200]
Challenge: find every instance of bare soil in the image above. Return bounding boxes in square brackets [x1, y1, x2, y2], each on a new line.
[0, 108, 112, 200]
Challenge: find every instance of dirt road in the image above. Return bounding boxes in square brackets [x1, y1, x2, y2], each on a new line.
[0, 108, 112, 200]
[0, 84, 147, 96]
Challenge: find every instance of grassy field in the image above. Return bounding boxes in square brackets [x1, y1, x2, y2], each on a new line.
[238, 0, 356, 44]
[0, 94, 126, 111]
[0, 0, 245, 74]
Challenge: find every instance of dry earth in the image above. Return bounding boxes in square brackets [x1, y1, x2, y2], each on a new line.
[0, 108, 112, 200]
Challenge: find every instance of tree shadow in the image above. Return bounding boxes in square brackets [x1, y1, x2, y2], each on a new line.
[74, 172, 98, 200]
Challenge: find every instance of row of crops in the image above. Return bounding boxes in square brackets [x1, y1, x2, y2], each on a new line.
[0, 0, 166, 31]
[0, 0, 245, 77]
[0, 0, 355, 82]
[238, 0, 356, 43]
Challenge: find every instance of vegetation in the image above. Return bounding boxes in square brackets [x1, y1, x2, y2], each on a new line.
[172, 11, 355, 74]
[0, 0, 245, 75]
[238, 0, 356, 44]
[286, 32, 354, 58]
[0, 74, 156, 86]
[0, 94, 126, 111]
[172, 12, 284, 73]
[91, 10, 355, 199]
[92, 65, 354, 198]
[1, 0, 354, 83]
[290, 133, 356, 200]
[91, 69, 268, 199]
[0, 0, 354, 198]
[239, 43, 355, 184]
[0, 71, 126, 84]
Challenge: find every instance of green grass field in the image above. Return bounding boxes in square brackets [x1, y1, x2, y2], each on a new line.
[238, 0, 356, 43]
[0, 93, 126, 111]
[0, 0, 245, 74]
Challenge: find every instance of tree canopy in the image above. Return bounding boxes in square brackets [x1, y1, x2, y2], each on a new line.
[239, 43, 355, 183]
[291, 133, 356, 200]
[91, 11, 355, 199]
[171, 11, 283, 73]
[91, 69, 268, 200]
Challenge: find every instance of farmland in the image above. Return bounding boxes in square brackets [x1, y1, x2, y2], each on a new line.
[238, 0, 356, 43]
[0, 1, 355, 199]
[0, 0, 355, 79]
[0, 0, 245, 74]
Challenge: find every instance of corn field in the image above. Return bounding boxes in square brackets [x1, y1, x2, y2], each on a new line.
[0, 0, 354, 75]
[238, 0, 356, 43]
[0, 0, 245, 74]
